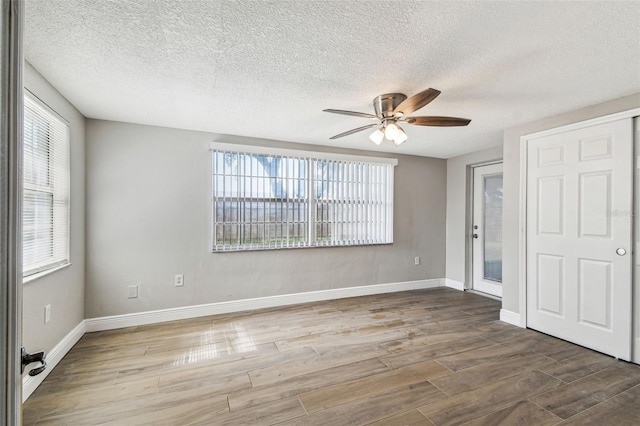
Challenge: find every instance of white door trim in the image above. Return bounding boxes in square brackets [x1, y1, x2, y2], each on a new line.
[518, 107, 640, 329]
[1, 1, 25, 424]
[523, 108, 640, 140]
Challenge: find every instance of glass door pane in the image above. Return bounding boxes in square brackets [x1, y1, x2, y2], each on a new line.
[483, 175, 503, 282]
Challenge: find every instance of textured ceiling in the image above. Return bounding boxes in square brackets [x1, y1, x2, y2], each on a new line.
[25, 1, 640, 158]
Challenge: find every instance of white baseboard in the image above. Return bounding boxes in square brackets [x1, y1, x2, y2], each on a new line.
[23, 320, 86, 402]
[85, 278, 446, 332]
[444, 279, 465, 291]
[500, 308, 524, 328]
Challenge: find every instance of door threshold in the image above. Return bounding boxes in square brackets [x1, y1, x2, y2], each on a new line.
[466, 289, 502, 301]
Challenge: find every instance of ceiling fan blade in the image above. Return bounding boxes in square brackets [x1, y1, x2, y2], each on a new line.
[393, 88, 441, 115]
[329, 123, 379, 140]
[323, 109, 379, 120]
[404, 116, 471, 127]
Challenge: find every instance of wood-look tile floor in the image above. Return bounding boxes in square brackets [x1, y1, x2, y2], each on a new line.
[23, 288, 640, 425]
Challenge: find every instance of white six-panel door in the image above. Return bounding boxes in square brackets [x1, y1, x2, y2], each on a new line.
[526, 118, 633, 360]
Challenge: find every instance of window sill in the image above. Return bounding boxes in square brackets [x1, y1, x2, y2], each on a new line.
[23, 263, 72, 284]
[211, 242, 393, 253]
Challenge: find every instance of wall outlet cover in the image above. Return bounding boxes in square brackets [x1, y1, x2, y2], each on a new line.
[128, 285, 138, 299]
[175, 274, 184, 287]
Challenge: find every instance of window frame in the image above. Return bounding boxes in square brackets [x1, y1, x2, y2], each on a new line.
[22, 91, 71, 278]
[210, 142, 397, 252]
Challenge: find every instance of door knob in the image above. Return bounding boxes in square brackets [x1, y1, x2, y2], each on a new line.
[21, 347, 47, 376]
[616, 248, 627, 256]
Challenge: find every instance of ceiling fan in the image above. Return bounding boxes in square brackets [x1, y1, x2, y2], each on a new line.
[324, 88, 471, 146]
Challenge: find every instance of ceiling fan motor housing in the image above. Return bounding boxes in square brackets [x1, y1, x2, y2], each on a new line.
[373, 93, 407, 118]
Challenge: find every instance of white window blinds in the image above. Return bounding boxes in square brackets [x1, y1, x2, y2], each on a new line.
[211, 143, 396, 252]
[23, 94, 70, 276]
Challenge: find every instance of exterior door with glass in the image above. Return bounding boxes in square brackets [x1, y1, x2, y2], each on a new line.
[472, 163, 503, 297]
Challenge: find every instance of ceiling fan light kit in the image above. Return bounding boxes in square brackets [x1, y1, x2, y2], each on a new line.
[384, 122, 400, 140]
[393, 126, 408, 146]
[325, 88, 471, 146]
[369, 127, 384, 145]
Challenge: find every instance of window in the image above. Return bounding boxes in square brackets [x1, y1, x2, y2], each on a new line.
[211, 143, 397, 251]
[22, 94, 70, 277]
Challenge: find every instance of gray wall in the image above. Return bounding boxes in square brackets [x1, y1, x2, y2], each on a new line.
[85, 120, 447, 318]
[445, 146, 503, 285]
[22, 63, 85, 353]
[502, 92, 640, 314]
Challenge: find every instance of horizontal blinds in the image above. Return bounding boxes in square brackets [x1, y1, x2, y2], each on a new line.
[212, 147, 394, 252]
[23, 95, 70, 276]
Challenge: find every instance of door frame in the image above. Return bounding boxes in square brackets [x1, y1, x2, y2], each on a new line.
[470, 162, 503, 297]
[1, 0, 24, 424]
[518, 108, 640, 332]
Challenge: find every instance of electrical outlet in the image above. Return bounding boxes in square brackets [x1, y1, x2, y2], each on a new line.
[127, 284, 138, 299]
[44, 304, 51, 324]
[414, 256, 420, 266]
[175, 274, 184, 287]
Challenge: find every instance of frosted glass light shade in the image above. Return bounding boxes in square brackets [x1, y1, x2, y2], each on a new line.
[384, 123, 399, 140]
[394, 128, 408, 146]
[369, 128, 384, 145]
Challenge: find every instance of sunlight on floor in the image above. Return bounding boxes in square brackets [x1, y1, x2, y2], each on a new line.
[170, 322, 257, 366]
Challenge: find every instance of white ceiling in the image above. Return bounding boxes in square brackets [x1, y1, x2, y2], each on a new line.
[25, 1, 640, 158]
